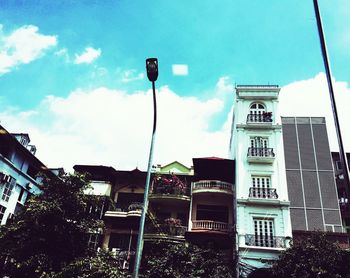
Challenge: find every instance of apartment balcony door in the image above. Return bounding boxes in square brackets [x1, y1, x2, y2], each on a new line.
[254, 219, 274, 247]
[249, 103, 266, 117]
[250, 137, 268, 149]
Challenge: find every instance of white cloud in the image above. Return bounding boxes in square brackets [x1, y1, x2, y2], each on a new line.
[74, 47, 101, 64]
[0, 25, 57, 74]
[54, 48, 70, 62]
[215, 76, 235, 97]
[172, 64, 188, 76]
[2, 73, 348, 172]
[0, 83, 228, 171]
[280, 73, 350, 152]
[121, 69, 144, 82]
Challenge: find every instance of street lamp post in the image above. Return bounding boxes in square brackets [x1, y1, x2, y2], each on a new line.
[132, 58, 159, 278]
[312, 0, 350, 205]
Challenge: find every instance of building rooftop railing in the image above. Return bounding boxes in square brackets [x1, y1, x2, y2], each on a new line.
[236, 85, 279, 88]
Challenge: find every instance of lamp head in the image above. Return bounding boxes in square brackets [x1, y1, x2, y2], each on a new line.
[146, 58, 158, 82]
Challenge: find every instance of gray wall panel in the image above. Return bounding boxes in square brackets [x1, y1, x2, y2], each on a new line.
[302, 171, 321, 208]
[286, 170, 304, 207]
[306, 209, 324, 230]
[282, 124, 300, 169]
[297, 124, 316, 169]
[319, 172, 339, 209]
[312, 124, 333, 170]
[290, 208, 307, 230]
[324, 209, 342, 225]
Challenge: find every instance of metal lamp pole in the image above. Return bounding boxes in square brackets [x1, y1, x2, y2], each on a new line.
[132, 58, 159, 278]
[312, 0, 350, 204]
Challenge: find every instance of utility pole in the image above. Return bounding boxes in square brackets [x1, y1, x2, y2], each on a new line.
[132, 58, 159, 278]
[312, 0, 350, 207]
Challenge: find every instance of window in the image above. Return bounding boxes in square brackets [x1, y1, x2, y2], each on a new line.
[250, 137, 269, 149]
[116, 192, 143, 211]
[252, 176, 271, 188]
[0, 205, 6, 223]
[2, 177, 15, 202]
[249, 103, 266, 116]
[253, 219, 274, 247]
[18, 187, 25, 203]
[87, 233, 101, 250]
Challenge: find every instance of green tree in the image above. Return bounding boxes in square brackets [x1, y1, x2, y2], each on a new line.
[141, 241, 234, 278]
[0, 173, 111, 277]
[271, 232, 350, 278]
[51, 249, 123, 278]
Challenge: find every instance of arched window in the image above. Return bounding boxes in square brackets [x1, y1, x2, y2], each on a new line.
[249, 102, 266, 116]
[248, 103, 271, 123]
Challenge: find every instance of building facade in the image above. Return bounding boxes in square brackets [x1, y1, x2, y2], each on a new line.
[281, 117, 342, 233]
[0, 125, 48, 225]
[74, 159, 235, 272]
[331, 152, 350, 233]
[229, 85, 292, 275]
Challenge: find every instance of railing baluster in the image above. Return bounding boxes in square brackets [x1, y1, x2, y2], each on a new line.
[245, 234, 286, 248]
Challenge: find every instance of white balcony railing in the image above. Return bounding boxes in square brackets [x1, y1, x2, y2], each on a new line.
[192, 180, 233, 194]
[192, 220, 230, 232]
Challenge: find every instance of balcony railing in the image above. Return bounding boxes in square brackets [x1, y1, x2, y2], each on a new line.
[192, 220, 231, 232]
[145, 224, 187, 237]
[151, 186, 191, 197]
[247, 113, 273, 124]
[248, 147, 275, 158]
[192, 180, 233, 194]
[115, 202, 143, 212]
[105, 202, 143, 217]
[245, 234, 286, 248]
[249, 187, 278, 199]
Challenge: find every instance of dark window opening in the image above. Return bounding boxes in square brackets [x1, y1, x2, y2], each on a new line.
[116, 192, 143, 211]
[196, 204, 228, 223]
[109, 233, 137, 251]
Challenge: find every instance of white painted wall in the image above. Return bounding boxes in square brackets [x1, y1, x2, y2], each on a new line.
[231, 86, 292, 271]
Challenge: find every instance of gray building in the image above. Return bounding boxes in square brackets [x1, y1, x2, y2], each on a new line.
[282, 117, 342, 232]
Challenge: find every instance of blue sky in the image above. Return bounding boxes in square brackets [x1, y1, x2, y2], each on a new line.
[0, 0, 349, 170]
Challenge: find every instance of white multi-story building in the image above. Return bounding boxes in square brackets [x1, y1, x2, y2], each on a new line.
[0, 125, 48, 225]
[229, 85, 292, 274]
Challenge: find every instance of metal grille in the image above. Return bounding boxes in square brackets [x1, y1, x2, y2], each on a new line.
[253, 219, 275, 247]
[1, 178, 15, 202]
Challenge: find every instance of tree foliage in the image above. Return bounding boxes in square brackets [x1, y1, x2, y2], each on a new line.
[51, 249, 123, 278]
[141, 241, 234, 278]
[271, 232, 350, 278]
[0, 173, 110, 277]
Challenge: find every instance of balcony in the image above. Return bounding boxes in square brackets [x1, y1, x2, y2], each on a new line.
[145, 219, 187, 242]
[247, 147, 275, 164]
[246, 113, 273, 126]
[191, 220, 231, 233]
[192, 180, 233, 195]
[249, 187, 278, 199]
[245, 234, 286, 248]
[150, 175, 191, 205]
[104, 202, 143, 218]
